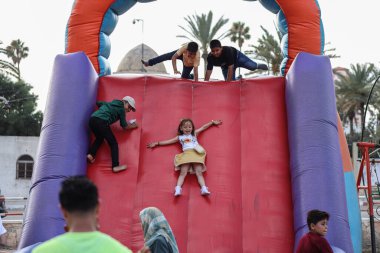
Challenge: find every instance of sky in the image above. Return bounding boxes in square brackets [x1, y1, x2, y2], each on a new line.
[1, 0, 379, 111]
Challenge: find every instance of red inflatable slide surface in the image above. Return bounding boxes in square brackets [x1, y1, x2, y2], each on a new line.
[87, 75, 294, 253]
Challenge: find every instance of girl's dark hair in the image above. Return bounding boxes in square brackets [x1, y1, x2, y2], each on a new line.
[307, 209, 330, 229]
[177, 118, 195, 135]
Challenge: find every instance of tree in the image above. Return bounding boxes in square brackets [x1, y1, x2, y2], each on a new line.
[229, 22, 251, 52]
[228, 21, 251, 76]
[335, 63, 377, 138]
[246, 26, 341, 76]
[0, 74, 42, 136]
[177, 11, 229, 74]
[4, 39, 29, 80]
[323, 42, 340, 59]
[0, 41, 19, 79]
[246, 26, 282, 76]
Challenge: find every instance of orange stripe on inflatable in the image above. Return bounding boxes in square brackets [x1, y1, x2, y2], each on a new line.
[337, 114, 353, 172]
[66, 0, 115, 73]
[276, 0, 321, 73]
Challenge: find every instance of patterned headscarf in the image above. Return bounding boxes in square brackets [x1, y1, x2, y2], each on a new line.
[139, 207, 179, 253]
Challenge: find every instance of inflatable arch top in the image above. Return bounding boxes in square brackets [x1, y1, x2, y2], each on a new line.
[65, 0, 324, 76]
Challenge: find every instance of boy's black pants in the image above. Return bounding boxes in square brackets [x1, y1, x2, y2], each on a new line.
[89, 117, 119, 168]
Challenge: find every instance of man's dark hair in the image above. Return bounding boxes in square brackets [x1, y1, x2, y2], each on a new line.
[187, 42, 198, 53]
[210, 39, 222, 49]
[59, 176, 99, 213]
[307, 209, 330, 229]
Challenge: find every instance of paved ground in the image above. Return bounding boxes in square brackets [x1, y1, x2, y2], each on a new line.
[0, 245, 15, 253]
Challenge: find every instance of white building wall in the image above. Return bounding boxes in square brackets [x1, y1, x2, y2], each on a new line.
[0, 136, 39, 197]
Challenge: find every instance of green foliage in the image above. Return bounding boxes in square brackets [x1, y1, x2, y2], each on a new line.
[0, 58, 19, 79]
[335, 63, 378, 138]
[245, 26, 340, 77]
[0, 39, 28, 81]
[245, 25, 282, 76]
[229, 21, 251, 51]
[228, 21, 251, 77]
[177, 11, 229, 73]
[323, 42, 340, 59]
[0, 74, 42, 136]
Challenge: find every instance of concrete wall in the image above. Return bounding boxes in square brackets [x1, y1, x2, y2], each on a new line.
[0, 136, 39, 198]
[1, 220, 22, 249]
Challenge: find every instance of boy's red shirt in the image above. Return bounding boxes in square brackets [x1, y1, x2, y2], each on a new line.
[296, 232, 334, 253]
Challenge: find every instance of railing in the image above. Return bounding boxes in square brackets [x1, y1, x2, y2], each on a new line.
[0, 196, 27, 218]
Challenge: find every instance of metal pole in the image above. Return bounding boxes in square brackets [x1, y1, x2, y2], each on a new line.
[133, 18, 145, 72]
[141, 19, 144, 64]
[361, 75, 380, 142]
[0, 196, 27, 200]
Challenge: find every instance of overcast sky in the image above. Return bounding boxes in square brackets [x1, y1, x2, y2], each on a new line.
[1, 0, 379, 111]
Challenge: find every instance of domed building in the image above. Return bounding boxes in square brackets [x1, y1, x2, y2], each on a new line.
[116, 44, 167, 74]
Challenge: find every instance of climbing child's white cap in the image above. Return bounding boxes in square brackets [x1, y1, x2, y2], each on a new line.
[122, 96, 136, 111]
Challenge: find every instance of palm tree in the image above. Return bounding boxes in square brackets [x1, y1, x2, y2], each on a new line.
[229, 21, 251, 76]
[0, 41, 19, 79]
[246, 25, 341, 76]
[323, 42, 340, 59]
[335, 63, 377, 137]
[229, 22, 251, 52]
[246, 26, 282, 76]
[5, 39, 29, 80]
[177, 11, 229, 74]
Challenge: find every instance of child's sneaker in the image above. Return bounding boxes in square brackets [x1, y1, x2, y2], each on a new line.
[87, 154, 95, 163]
[174, 186, 182, 197]
[112, 165, 127, 173]
[201, 186, 210, 196]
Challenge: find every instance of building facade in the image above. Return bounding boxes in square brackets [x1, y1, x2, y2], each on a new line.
[0, 136, 39, 198]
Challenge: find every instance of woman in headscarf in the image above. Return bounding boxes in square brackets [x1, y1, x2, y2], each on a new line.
[139, 207, 179, 253]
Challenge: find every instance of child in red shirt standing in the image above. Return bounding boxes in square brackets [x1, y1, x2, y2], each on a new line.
[296, 209, 334, 253]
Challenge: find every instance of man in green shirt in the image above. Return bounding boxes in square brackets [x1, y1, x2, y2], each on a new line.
[87, 96, 138, 173]
[32, 176, 132, 253]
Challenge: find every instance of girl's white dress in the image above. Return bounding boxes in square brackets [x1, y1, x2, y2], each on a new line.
[174, 134, 206, 174]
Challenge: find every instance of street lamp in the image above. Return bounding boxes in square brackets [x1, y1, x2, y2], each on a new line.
[132, 18, 145, 72]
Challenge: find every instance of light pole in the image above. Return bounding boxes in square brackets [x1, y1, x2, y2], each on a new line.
[133, 18, 145, 72]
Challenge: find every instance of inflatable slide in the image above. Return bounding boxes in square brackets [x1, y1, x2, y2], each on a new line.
[17, 0, 361, 252]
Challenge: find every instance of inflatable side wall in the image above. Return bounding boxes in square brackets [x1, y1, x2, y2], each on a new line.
[286, 52, 353, 253]
[338, 118, 362, 253]
[18, 52, 98, 249]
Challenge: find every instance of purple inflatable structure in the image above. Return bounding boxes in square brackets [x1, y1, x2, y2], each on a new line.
[18, 52, 98, 249]
[286, 52, 353, 253]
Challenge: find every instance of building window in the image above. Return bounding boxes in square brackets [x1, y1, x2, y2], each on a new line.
[16, 155, 34, 179]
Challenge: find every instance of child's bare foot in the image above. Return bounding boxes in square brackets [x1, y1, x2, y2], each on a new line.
[112, 165, 127, 173]
[87, 154, 95, 163]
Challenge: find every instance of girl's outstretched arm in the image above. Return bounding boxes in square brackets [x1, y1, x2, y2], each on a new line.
[195, 120, 222, 135]
[147, 136, 179, 148]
